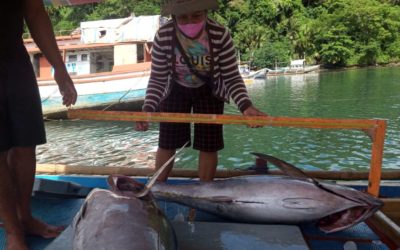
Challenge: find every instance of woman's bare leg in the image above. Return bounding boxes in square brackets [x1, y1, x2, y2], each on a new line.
[0, 151, 27, 250]
[7, 146, 64, 238]
[198, 151, 218, 181]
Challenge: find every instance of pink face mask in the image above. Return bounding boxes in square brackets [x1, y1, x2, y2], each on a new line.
[177, 21, 205, 38]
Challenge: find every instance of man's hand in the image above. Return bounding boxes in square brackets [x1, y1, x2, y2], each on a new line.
[242, 105, 268, 128]
[54, 68, 77, 107]
[24, 0, 76, 108]
[135, 121, 149, 131]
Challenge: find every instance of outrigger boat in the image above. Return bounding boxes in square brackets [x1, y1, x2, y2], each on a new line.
[25, 14, 167, 118]
[1, 111, 399, 249]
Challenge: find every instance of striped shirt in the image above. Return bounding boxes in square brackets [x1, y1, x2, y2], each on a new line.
[142, 18, 253, 113]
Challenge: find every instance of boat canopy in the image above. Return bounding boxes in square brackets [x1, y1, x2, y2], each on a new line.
[290, 59, 306, 68]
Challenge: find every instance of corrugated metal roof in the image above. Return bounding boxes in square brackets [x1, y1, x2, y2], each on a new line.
[80, 15, 166, 44]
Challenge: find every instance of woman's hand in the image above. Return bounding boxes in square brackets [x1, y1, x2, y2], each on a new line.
[135, 121, 150, 131]
[54, 68, 77, 107]
[242, 105, 268, 128]
[243, 105, 267, 116]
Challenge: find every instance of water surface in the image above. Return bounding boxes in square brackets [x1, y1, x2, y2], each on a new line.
[38, 67, 400, 171]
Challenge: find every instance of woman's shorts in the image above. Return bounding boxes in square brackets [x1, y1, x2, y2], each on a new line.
[0, 48, 46, 152]
[159, 83, 224, 152]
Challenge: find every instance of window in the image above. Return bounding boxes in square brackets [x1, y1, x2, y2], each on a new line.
[137, 44, 144, 62]
[81, 54, 88, 61]
[68, 55, 77, 62]
[99, 30, 106, 38]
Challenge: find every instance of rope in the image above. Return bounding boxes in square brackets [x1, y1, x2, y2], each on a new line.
[102, 71, 147, 111]
[41, 87, 59, 104]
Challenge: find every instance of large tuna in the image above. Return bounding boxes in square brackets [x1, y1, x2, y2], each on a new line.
[47, 175, 178, 250]
[151, 153, 383, 233]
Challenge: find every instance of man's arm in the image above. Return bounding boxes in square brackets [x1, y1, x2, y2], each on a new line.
[23, 0, 77, 107]
[23, 0, 64, 70]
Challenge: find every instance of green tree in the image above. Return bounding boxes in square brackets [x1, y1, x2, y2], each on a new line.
[311, 0, 400, 66]
[44, 0, 400, 67]
[253, 40, 292, 68]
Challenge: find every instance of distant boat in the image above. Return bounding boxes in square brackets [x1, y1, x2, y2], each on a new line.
[252, 59, 320, 79]
[277, 59, 320, 75]
[24, 15, 167, 117]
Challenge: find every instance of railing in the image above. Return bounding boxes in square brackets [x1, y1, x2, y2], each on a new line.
[23, 30, 76, 39]
[66, 109, 387, 197]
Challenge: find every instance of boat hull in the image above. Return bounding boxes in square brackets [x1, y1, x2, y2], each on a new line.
[0, 175, 396, 249]
[38, 71, 149, 116]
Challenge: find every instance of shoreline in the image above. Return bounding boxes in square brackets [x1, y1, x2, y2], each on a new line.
[319, 62, 400, 72]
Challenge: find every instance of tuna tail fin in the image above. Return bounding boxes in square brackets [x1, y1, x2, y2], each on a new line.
[251, 152, 321, 186]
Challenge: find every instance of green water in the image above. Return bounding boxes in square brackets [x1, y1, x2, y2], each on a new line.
[38, 67, 400, 171]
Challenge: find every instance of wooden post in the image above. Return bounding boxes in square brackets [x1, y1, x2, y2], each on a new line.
[368, 120, 387, 197]
[62, 49, 66, 63]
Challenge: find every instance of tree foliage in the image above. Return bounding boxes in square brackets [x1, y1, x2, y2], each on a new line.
[46, 0, 400, 67]
[253, 40, 292, 69]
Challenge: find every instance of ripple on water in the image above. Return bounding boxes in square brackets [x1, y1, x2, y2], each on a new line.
[38, 68, 400, 171]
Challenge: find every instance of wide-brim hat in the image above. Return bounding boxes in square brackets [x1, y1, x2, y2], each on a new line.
[161, 0, 218, 16]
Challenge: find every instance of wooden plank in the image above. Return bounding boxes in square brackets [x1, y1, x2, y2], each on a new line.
[67, 110, 379, 130]
[381, 198, 400, 211]
[35, 164, 400, 180]
[368, 120, 387, 197]
[381, 198, 400, 225]
[367, 211, 400, 248]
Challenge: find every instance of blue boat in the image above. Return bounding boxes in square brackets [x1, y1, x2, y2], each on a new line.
[1, 173, 399, 250]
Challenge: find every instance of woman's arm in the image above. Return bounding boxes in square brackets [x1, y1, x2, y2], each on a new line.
[136, 24, 171, 131]
[23, 0, 77, 107]
[23, 0, 64, 70]
[142, 29, 171, 112]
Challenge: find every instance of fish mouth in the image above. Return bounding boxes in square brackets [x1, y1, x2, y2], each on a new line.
[315, 182, 384, 233]
[107, 175, 149, 198]
[317, 203, 382, 233]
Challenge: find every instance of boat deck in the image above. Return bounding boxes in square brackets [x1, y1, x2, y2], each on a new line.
[0, 176, 397, 250]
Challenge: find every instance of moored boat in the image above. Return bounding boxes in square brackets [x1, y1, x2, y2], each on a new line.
[24, 15, 167, 117]
[251, 59, 320, 79]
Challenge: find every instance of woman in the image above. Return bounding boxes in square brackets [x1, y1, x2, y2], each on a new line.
[136, 0, 266, 182]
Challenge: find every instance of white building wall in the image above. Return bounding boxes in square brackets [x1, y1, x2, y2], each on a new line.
[80, 15, 167, 44]
[114, 44, 138, 65]
[65, 51, 91, 75]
